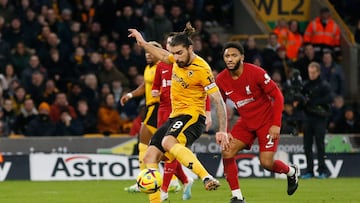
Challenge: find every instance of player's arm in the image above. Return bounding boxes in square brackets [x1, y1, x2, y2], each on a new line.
[128, 29, 171, 64]
[120, 82, 145, 106]
[261, 71, 284, 140]
[209, 90, 230, 150]
[205, 96, 212, 131]
[152, 63, 162, 97]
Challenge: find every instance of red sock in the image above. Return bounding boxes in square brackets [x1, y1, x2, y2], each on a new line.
[272, 160, 290, 174]
[161, 161, 177, 192]
[223, 157, 239, 190]
[174, 160, 188, 184]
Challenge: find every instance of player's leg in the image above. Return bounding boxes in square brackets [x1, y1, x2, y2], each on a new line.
[143, 146, 165, 203]
[223, 121, 250, 203]
[162, 115, 220, 191]
[257, 125, 299, 196]
[125, 104, 158, 192]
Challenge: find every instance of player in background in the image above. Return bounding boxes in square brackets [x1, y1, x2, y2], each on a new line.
[152, 33, 212, 201]
[128, 23, 230, 203]
[215, 42, 299, 203]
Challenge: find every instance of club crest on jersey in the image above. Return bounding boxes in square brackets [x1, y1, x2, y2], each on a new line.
[188, 70, 194, 77]
[245, 85, 252, 95]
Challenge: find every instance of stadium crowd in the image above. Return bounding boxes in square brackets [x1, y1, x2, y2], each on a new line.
[0, 0, 359, 137]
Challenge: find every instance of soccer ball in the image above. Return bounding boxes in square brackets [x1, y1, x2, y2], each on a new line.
[136, 168, 163, 194]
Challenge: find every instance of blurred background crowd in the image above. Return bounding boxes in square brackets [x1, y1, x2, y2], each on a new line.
[0, 0, 359, 137]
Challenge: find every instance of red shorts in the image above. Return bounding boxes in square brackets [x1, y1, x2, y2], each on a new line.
[157, 107, 171, 127]
[231, 118, 279, 152]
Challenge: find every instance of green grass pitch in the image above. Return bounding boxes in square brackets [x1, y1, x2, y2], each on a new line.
[0, 178, 358, 203]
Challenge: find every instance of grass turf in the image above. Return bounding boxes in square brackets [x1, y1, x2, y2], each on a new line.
[0, 178, 359, 203]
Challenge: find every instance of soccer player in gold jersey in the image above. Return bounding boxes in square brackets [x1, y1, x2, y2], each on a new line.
[128, 23, 230, 203]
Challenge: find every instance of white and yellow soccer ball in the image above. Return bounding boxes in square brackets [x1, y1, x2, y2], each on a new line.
[136, 168, 163, 194]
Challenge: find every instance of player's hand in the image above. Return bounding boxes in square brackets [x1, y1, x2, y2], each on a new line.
[269, 125, 280, 140]
[120, 93, 133, 106]
[151, 90, 160, 97]
[128, 29, 145, 46]
[215, 131, 231, 151]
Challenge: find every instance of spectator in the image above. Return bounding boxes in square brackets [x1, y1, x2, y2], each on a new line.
[97, 93, 125, 135]
[37, 32, 70, 66]
[193, 18, 210, 45]
[328, 95, 346, 133]
[26, 102, 56, 136]
[75, 0, 98, 31]
[334, 106, 360, 133]
[98, 58, 129, 88]
[27, 71, 46, 106]
[14, 97, 38, 134]
[57, 8, 73, 46]
[49, 92, 77, 123]
[55, 109, 83, 136]
[0, 31, 11, 71]
[42, 79, 59, 105]
[76, 99, 97, 134]
[112, 5, 143, 45]
[320, 51, 345, 96]
[67, 81, 86, 108]
[117, 43, 139, 74]
[271, 45, 293, 83]
[208, 32, 223, 71]
[262, 32, 281, 73]
[273, 18, 290, 47]
[281, 100, 304, 136]
[86, 51, 102, 75]
[1, 98, 16, 135]
[294, 43, 320, 81]
[10, 41, 33, 76]
[287, 19, 303, 61]
[169, 4, 187, 32]
[192, 35, 212, 62]
[22, 8, 42, 48]
[301, 62, 334, 179]
[44, 48, 67, 90]
[82, 73, 100, 114]
[68, 46, 90, 80]
[144, 3, 172, 42]
[2, 63, 19, 91]
[21, 54, 47, 88]
[10, 86, 29, 115]
[303, 7, 341, 60]
[243, 35, 262, 64]
[0, 0, 15, 24]
[103, 41, 119, 63]
[4, 18, 24, 49]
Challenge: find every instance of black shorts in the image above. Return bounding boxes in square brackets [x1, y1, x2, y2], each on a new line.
[143, 103, 159, 134]
[150, 114, 206, 153]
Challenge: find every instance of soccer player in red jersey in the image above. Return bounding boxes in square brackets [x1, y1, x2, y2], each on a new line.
[215, 42, 299, 203]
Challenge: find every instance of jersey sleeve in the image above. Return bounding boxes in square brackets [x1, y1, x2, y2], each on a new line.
[152, 62, 162, 91]
[254, 67, 284, 127]
[255, 67, 277, 94]
[202, 69, 219, 94]
[168, 54, 175, 63]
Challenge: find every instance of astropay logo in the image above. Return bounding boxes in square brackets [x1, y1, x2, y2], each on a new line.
[51, 155, 127, 178]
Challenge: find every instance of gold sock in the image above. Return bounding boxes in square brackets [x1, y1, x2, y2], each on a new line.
[145, 164, 161, 203]
[169, 143, 209, 180]
[138, 143, 148, 170]
[149, 190, 161, 203]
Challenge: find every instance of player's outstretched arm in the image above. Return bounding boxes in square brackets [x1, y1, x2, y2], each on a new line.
[128, 29, 171, 64]
[120, 82, 145, 106]
[209, 90, 230, 151]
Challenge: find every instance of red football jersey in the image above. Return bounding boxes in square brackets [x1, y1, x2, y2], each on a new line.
[216, 63, 283, 130]
[152, 61, 172, 109]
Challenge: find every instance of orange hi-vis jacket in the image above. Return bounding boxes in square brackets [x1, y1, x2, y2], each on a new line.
[287, 31, 303, 60]
[304, 17, 341, 47]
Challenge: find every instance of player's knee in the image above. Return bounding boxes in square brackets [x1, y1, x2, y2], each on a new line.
[259, 157, 273, 170]
[143, 146, 162, 164]
[161, 136, 177, 152]
[221, 148, 237, 159]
